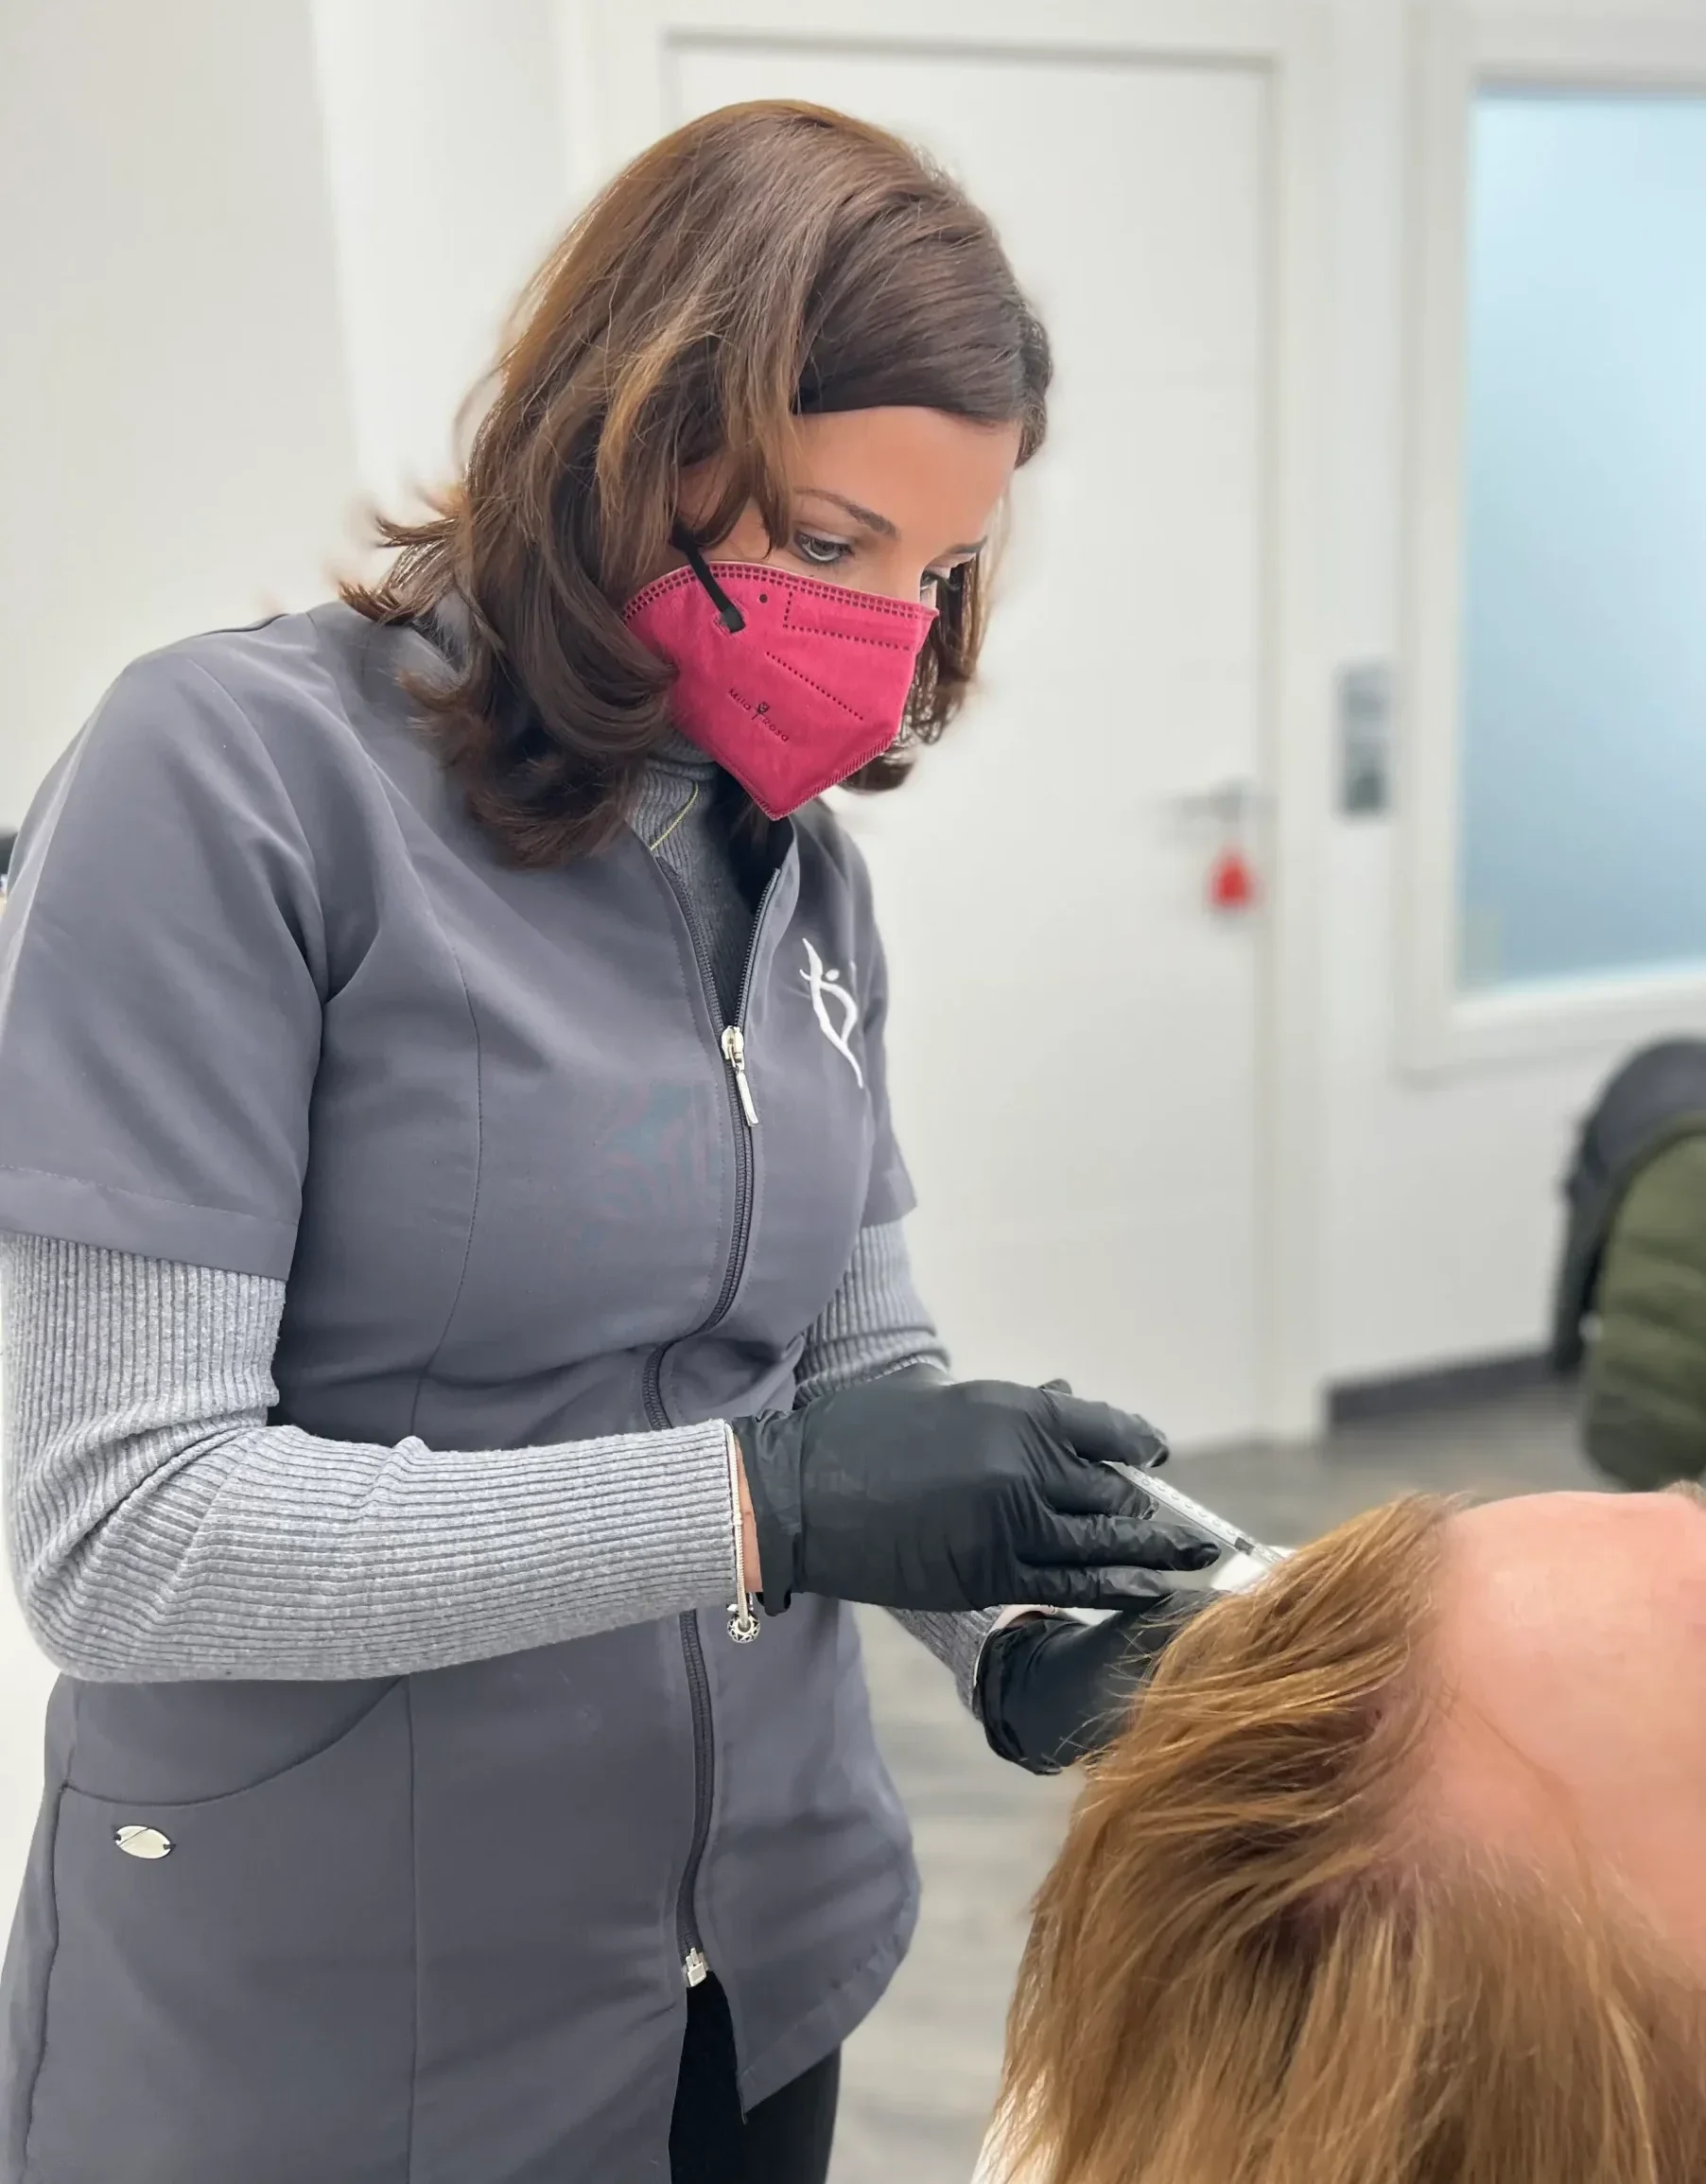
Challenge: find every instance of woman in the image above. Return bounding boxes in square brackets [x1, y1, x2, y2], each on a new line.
[988, 1494, 1706, 2184]
[0, 103, 1210, 2184]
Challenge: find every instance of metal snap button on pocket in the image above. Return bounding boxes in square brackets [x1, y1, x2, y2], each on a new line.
[113, 1825, 173, 1861]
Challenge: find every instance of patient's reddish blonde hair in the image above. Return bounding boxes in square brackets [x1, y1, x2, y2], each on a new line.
[998, 1496, 1706, 2184]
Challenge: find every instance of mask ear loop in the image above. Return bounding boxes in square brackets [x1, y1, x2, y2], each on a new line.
[671, 530, 747, 635]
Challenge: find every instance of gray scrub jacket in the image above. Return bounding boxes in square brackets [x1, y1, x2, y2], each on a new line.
[0, 606, 920, 2181]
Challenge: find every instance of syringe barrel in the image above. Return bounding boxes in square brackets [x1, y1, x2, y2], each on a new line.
[1109, 1462, 1285, 1571]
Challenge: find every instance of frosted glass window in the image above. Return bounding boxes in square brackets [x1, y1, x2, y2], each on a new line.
[1458, 90, 1706, 994]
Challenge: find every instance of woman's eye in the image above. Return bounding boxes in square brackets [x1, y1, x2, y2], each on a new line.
[793, 533, 852, 568]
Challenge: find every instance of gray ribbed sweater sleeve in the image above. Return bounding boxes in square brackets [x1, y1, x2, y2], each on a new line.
[1, 1221, 994, 1700]
[792, 1224, 1000, 1712]
[0, 1235, 739, 1682]
[791, 1217, 948, 1404]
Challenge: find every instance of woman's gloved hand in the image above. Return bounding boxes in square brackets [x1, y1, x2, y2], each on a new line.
[730, 1378, 1218, 1616]
[974, 1591, 1210, 1774]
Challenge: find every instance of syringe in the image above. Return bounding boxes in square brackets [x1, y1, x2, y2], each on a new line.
[1107, 1462, 1290, 1592]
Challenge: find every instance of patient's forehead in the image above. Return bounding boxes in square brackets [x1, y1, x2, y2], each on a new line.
[1426, 1487, 1706, 1966]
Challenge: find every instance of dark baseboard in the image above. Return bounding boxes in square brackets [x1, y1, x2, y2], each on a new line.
[1329, 1349, 1554, 1426]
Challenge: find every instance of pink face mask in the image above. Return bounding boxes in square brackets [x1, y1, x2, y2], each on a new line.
[622, 541, 938, 820]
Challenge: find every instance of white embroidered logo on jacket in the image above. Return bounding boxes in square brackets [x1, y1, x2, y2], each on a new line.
[800, 938, 863, 1089]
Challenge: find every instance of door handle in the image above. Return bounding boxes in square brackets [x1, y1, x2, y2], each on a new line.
[1170, 778, 1268, 824]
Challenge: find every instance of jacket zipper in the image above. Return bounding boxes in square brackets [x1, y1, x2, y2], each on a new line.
[643, 859, 783, 1990]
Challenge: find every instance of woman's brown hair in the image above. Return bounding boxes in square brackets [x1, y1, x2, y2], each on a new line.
[343, 100, 1051, 866]
[997, 1496, 1706, 2184]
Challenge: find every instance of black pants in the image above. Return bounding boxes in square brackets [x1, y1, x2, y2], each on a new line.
[669, 1975, 840, 2184]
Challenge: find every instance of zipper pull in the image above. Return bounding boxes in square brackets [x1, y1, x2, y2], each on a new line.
[721, 1026, 757, 1127]
[683, 1947, 710, 1988]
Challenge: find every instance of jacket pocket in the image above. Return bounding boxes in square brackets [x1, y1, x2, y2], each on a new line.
[19, 1682, 413, 2184]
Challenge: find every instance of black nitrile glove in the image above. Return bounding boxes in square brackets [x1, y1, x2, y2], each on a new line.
[975, 1590, 1212, 1774]
[730, 1378, 1217, 1616]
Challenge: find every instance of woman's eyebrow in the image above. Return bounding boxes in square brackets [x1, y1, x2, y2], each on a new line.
[795, 487, 987, 559]
[796, 487, 900, 538]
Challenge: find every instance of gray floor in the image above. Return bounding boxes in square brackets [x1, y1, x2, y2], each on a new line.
[829, 1381, 1599, 2184]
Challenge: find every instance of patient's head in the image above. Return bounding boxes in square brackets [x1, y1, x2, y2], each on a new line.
[999, 1488, 1706, 2184]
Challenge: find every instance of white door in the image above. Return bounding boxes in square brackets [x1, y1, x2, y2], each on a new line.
[599, 13, 1305, 1447]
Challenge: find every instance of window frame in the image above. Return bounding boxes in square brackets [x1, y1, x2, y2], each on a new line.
[1400, 2, 1706, 1073]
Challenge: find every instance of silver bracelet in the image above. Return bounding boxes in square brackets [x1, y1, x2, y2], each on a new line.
[724, 1424, 759, 1645]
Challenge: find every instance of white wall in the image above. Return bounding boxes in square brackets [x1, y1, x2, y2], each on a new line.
[307, 0, 572, 511]
[1318, 0, 1613, 1384]
[0, 0, 358, 835]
